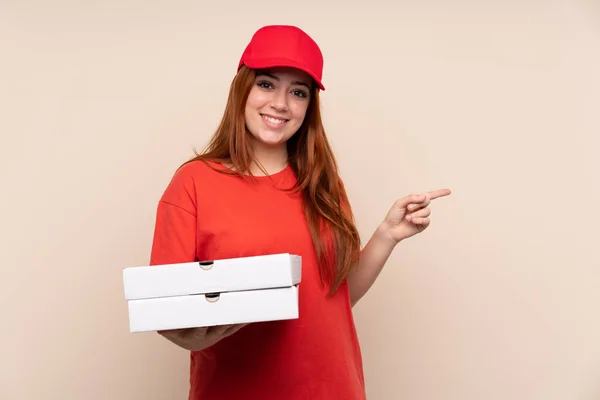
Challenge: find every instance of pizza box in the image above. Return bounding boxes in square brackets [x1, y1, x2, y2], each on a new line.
[123, 253, 301, 332]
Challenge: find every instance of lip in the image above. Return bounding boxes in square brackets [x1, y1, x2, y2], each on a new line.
[260, 114, 289, 128]
[261, 113, 289, 121]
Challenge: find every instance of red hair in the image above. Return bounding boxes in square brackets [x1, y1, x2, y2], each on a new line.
[181, 65, 361, 295]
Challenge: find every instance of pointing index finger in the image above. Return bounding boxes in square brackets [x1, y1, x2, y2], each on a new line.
[425, 188, 452, 200]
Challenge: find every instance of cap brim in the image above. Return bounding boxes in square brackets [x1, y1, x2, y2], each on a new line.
[241, 57, 325, 91]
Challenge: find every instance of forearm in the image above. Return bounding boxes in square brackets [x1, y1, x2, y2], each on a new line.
[347, 224, 397, 307]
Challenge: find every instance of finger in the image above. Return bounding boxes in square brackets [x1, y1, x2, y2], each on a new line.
[157, 329, 180, 336]
[408, 207, 431, 219]
[407, 197, 430, 212]
[425, 188, 451, 201]
[189, 327, 210, 339]
[208, 324, 247, 341]
[206, 324, 234, 339]
[159, 328, 199, 339]
[158, 329, 197, 346]
[396, 194, 427, 210]
[221, 323, 248, 338]
[408, 216, 430, 227]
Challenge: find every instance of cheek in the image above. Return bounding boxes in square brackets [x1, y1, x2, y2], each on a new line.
[245, 92, 264, 124]
[244, 101, 259, 134]
[246, 90, 269, 111]
[291, 103, 309, 123]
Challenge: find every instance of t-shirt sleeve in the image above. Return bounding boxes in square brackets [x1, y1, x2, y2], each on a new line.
[149, 164, 198, 266]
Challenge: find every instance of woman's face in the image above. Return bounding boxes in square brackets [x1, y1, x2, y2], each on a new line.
[244, 67, 312, 150]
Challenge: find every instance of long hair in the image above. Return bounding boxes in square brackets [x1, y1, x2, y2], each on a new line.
[182, 65, 361, 295]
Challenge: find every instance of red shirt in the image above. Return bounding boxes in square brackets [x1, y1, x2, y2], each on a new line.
[150, 160, 366, 400]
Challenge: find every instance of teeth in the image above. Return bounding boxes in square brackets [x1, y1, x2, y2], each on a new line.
[263, 115, 286, 125]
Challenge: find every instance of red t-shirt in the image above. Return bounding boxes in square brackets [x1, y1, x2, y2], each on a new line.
[150, 160, 366, 400]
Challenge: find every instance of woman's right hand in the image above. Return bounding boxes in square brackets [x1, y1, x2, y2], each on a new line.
[158, 324, 248, 351]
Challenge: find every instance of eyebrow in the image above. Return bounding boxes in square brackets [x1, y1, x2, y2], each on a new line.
[256, 72, 311, 89]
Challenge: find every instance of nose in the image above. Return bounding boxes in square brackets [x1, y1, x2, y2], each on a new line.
[269, 88, 289, 112]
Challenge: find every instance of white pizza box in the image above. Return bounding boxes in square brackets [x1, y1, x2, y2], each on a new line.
[126, 285, 299, 333]
[123, 253, 301, 332]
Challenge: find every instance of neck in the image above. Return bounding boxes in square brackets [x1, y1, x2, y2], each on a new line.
[249, 140, 289, 176]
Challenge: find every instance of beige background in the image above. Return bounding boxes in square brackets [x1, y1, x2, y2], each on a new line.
[1, 0, 599, 399]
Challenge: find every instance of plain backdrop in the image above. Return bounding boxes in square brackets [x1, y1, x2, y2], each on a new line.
[1, 1, 599, 399]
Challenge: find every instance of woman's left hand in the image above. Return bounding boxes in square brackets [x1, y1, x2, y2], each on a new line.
[379, 188, 452, 244]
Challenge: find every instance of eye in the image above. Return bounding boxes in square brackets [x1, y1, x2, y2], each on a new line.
[292, 89, 308, 98]
[256, 80, 274, 89]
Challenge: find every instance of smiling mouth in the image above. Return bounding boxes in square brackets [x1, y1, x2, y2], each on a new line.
[261, 114, 289, 126]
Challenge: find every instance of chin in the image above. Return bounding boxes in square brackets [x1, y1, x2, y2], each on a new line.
[259, 138, 287, 148]
[255, 131, 290, 147]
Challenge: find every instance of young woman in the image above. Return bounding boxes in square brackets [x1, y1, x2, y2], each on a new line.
[150, 25, 451, 400]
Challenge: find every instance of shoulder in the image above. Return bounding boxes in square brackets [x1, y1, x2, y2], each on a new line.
[159, 160, 223, 211]
[166, 159, 227, 187]
[175, 158, 222, 177]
